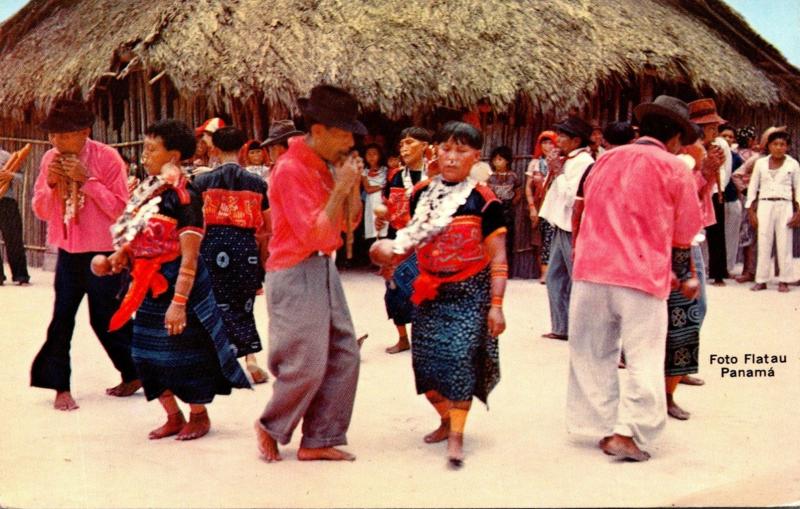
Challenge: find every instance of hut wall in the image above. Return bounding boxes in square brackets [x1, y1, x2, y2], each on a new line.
[1, 71, 798, 271]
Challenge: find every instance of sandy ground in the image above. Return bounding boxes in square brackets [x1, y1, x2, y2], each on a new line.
[1, 262, 799, 508]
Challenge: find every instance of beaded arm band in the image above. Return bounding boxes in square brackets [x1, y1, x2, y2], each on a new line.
[171, 292, 188, 306]
[490, 296, 504, 308]
[179, 267, 196, 278]
[490, 263, 509, 279]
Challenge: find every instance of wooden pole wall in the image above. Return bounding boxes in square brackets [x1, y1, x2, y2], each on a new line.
[1, 70, 798, 267]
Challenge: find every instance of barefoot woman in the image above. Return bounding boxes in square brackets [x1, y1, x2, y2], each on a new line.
[98, 120, 250, 440]
[371, 121, 506, 467]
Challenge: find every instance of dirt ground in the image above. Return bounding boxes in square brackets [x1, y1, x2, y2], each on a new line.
[1, 262, 799, 508]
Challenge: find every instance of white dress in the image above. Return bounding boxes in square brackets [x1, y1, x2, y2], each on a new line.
[363, 166, 388, 239]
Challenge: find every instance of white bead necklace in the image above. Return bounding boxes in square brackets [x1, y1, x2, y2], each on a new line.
[392, 176, 476, 254]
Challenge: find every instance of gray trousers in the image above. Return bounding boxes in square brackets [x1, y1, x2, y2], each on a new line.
[259, 255, 360, 448]
[546, 227, 573, 336]
[567, 281, 667, 447]
[724, 199, 742, 273]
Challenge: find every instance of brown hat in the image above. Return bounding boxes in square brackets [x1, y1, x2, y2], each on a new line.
[634, 95, 698, 145]
[687, 98, 726, 125]
[39, 99, 95, 133]
[261, 120, 304, 147]
[298, 85, 367, 135]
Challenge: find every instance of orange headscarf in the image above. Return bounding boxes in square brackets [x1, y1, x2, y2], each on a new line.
[533, 130, 558, 159]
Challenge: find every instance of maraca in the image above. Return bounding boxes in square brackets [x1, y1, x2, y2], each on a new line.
[369, 239, 396, 266]
[373, 203, 388, 218]
[90, 254, 112, 276]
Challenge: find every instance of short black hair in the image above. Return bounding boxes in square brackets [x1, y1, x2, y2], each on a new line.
[603, 121, 636, 146]
[638, 114, 683, 144]
[767, 131, 791, 145]
[247, 140, 262, 151]
[399, 126, 433, 143]
[434, 121, 483, 150]
[212, 126, 248, 153]
[145, 119, 196, 160]
[489, 145, 513, 167]
[719, 124, 735, 135]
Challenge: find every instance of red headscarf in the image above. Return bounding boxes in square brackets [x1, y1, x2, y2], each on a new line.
[533, 130, 558, 158]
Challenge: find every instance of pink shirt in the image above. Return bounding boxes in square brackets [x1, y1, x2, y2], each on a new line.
[573, 137, 703, 299]
[266, 136, 345, 271]
[32, 139, 128, 253]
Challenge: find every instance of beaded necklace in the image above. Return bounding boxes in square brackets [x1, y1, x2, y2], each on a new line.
[110, 175, 170, 249]
[392, 176, 476, 254]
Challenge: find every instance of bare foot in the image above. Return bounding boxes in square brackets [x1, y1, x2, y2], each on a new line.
[247, 364, 269, 384]
[600, 434, 650, 461]
[54, 391, 79, 411]
[668, 402, 691, 420]
[680, 375, 704, 386]
[106, 379, 142, 397]
[385, 337, 410, 354]
[255, 421, 282, 462]
[778, 283, 790, 293]
[751, 283, 767, 291]
[297, 446, 356, 461]
[149, 412, 186, 439]
[424, 419, 450, 444]
[176, 410, 210, 440]
[447, 432, 464, 469]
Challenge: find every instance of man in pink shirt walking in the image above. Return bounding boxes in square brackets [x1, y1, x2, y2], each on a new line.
[255, 85, 364, 462]
[567, 96, 703, 461]
[30, 100, 140, 411]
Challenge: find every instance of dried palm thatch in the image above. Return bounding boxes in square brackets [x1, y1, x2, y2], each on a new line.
[0, 0, 796, 120]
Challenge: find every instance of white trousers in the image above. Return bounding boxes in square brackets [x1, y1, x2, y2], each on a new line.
[724, 199, 742, 273]
[755, 200, 795, 283]
[567, 281, 667, 447]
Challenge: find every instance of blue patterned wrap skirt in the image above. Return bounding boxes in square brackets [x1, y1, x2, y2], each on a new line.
[201, 225, 263, 356]
[384, 252, 419, 326]
[664, 288, 702, 376]
[411, 268, 500, 404]
[132, 256, 251, 403]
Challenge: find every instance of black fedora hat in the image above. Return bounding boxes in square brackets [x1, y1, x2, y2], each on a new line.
[298, 85, 367, 136]
[40, 99, 95, 133]
[553, 116, 593, 144]
[634, 95, 698, 145]
[261, 120, 304, 147]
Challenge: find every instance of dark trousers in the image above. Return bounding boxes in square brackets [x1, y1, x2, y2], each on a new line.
[706, 194, 728, 280]
[0, 198, 30, 284]
[31, 250, 137, 392]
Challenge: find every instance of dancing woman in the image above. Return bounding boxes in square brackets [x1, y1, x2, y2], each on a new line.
[371, 121, 506, 468]
[96, 120, 250, 440]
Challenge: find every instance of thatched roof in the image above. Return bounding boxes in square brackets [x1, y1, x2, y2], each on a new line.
[0, 0, 797, 120]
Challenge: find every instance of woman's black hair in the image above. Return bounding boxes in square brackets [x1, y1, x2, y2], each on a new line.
[434, 121, 483, 150]
[212, 127, 248, 153]
[603, 121, 636, 146]
[638, 114, 683, 144]
[399, 126, 433, 143]
[363, 143, 385, 167]
[719, 124, 736, 136]
[145, 119, 197, 160]
[247, 140, 262, 151]
[489, 145, 513, 169]
[767, 130, 791, 145]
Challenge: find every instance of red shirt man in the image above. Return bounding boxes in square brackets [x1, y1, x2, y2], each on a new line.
[256, 85, 364, 463]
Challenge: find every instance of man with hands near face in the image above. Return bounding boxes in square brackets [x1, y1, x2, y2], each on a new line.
[255, 85, 364, 463]
[30, 100, 140, 411]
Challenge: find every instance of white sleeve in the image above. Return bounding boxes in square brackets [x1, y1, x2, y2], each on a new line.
[745, 159, 761, 209]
